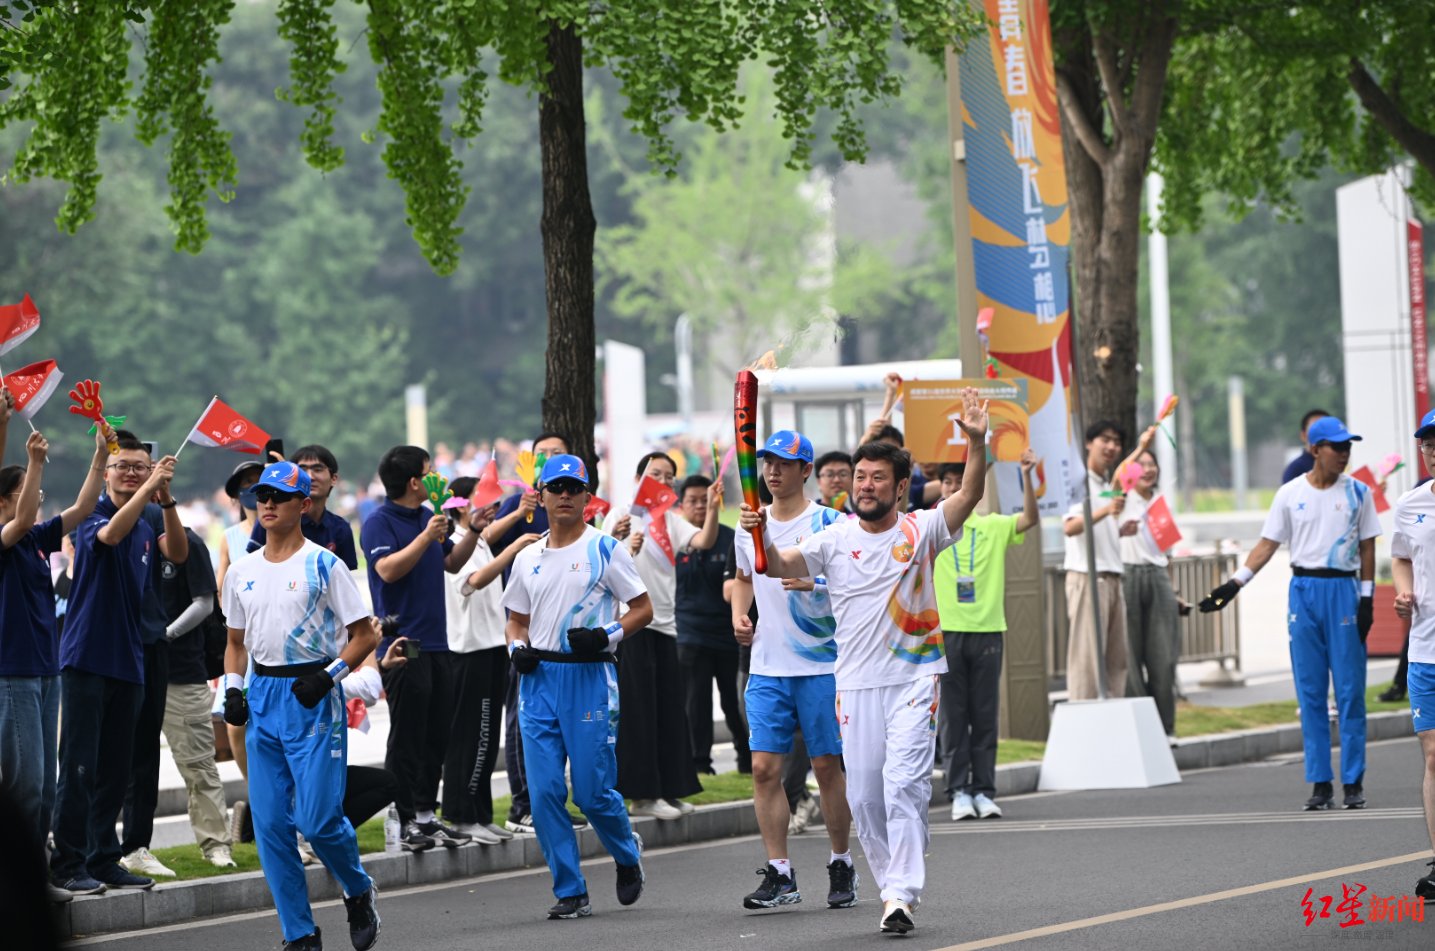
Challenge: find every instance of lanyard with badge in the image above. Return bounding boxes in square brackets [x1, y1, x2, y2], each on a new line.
[957, 528, 977, 604]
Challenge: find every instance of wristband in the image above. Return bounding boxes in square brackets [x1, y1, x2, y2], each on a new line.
[1360, 580, 1374, 597]
[159, 500, 177, 509]
[508, 641, 522, 655]
[601, 620, 626, 652]
[814, 576, 827, 586]
[223, 672, 244, 692]
[324, 658, 350, 683]
[1232, 566, 1254, 586]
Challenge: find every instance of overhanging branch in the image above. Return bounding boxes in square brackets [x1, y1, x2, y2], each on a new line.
[1347, 57, 1435, 175]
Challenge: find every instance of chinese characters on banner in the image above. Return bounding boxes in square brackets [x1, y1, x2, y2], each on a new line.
[900, 379, 1037, 513]
[1410, 219, 1428, 476]
[958, 0, 1082, 515]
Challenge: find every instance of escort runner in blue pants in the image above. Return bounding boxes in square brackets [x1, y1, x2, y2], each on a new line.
[1288, 576, 1366, 785]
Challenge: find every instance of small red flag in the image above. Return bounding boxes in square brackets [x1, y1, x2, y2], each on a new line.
[0, 294, 41, 357]
[5, 359, 63, 420]
[471, 459, 504, 509]
[1144, 495, 1183, 551]
[584, 495, 612, 524]
[184, 396, 271, 455]
[1349, 466, 1390, 515]
[630, 475, 679, 564]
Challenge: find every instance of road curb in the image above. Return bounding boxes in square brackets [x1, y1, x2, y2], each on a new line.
[60, 709, 1414, 939]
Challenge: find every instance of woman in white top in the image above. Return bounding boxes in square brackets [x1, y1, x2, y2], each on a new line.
[1119, 448, 1183, 737]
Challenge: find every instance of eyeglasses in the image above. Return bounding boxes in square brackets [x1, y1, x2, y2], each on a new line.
[106, 463, 152, 475]
[1421, 442, 1435, 453]
[817, 469, 850, 479]
[253, 487, 302, 505]
[6, 489, 43, 502]
[543, 481, 587, 497]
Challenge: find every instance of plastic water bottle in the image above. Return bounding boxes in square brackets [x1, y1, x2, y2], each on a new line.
[384, 805, 401, 853]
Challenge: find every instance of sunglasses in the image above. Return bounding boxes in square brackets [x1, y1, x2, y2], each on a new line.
[1318, 441, 1353, 453]
[543, 481, 588, 497]
[253, 487, 302, 505]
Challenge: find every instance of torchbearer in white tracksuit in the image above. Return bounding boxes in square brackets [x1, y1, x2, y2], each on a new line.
[740, 387, 988, 935]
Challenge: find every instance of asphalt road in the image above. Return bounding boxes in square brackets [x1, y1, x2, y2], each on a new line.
[79, 737, 1435, 951]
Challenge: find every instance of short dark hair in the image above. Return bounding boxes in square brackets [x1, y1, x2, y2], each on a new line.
[872, 424, 904, 447]
[378, 446, 429, 498]
[0, 464, 24, 497]
[449, 476, 477, 499]
[635, 451, 676, 479]
[852, 441, 912, 484]
[1084, 419, 1126, 445]
[1300, 409, 1330, 433]
[938, 463, 965, 483]
[533, 432, 570, 452]
[292, 444, 339, 474]
[815, 450, 852, 474]
[112, 428, 148, 454]
[680, 475, 712, 497]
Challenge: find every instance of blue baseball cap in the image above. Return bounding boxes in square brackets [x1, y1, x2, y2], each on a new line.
[1306, 416, 1361, 446]
[757, 430, 814, 463]
[1416, 409, 1435, 440]
[539, 453, 590, 487]
[254, 461, 310, 498]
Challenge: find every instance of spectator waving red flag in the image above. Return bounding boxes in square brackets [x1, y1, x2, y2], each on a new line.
[630, 474, 679, 564]
[180, 396, 271, 455]
[5, 359, 63, 419]
[0, 293, 41, 357]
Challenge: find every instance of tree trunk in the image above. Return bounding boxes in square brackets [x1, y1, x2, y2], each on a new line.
[538, 21, 598, 471]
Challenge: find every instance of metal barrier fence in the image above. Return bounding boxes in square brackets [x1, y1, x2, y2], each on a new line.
[1043, 553, 1242, 681]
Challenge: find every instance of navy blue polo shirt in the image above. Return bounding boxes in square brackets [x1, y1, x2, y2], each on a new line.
[61, 495, 156, 684]
[0, 515, 65, 677]
[139, 504, 169, 646]
[362, 500, 452, 651]
[248, 507, 358, 570]
[1282, 452, 1315, 485]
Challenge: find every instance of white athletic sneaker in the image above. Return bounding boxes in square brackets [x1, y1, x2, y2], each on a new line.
[297, 833, 318, 866]
[483, 822, 515, 841]
[973, 794, 1002, 819]
[455, 822, 503, 845]
[798, 795, 822, 826]
[121, 847, 176, 878]
[629, 798, 682, 821]
[787, 806, 809, 836]
[950, 792, 977, 821]
[206, 846, 238, 868]
[879, 899, 915, 934]
[665, 798, 696, 816]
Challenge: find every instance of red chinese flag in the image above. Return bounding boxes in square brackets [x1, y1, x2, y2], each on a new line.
[0, 294, 40, 357]
[630, 475, 679, 565]
[1144, 495, 1183, 551]
[184, 397, 271, 454]
[583, 495, 612, 524]
[1349, 465, 1390, 515]
[5, 359, 63, 420]
[470, 459, 504, 509]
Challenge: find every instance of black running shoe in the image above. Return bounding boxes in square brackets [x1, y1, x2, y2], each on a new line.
[616, 832, 644, 906]
[400, 822, 435, 852]
[548, 893, 592, 919]
[743, 864, 801, 909]
[283, 927, 322, 950]
[505, 812, 536, 835]
[1342, 783, 1366, 810]
[1303, 781, 1335, 811]
[1415, 859, 1435, 900]
[91, 863, 155, 890]
[416, 819, 472, 848]
[826, 860, 859, 908]
[569, 813, 589, 830]
[1377, 685, 1406, 702]
[344, 885, 380, 951]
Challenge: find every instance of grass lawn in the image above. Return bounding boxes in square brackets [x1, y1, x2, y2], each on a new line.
[1173, 681, 1408, 738]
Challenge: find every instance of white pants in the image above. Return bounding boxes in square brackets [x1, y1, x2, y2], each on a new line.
[837, 676, 939, 904]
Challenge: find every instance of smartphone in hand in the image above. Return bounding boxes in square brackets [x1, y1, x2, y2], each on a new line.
[400, 638, 420, 660]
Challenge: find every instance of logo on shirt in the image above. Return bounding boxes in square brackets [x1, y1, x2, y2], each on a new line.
[569, 562, 590, 572]
[1415, 514, 1428, 525]
[1297, 503, 1307, 512]
[891, 540, 914, 563]
[851, 550, 862, 560]
[287, 581, 299, 591]
[162, 562, 176, 580]
[244, 580, 256, 592]
[532, 565, 542, 576]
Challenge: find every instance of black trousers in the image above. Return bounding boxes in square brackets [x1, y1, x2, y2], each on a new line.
[1394, 632, 1410, 691]
[382, 650, 454, 824]
[503, 665, 528, 819]
[121, 641, 170, 853]
[784, 732, 812, 810]
[939, 631, 1004, 798]
[344, 765, 398, 830]
[676, 643, 748, 773]
[616, 630, 701, 801]
[443, 647, 508, 824]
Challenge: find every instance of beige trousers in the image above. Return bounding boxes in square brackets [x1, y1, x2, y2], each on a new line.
[1064, 571, 1128, 701]
[160, 682, 232, 855]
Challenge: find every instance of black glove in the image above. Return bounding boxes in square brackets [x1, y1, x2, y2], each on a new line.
[291, 670, 335, 708]
[222, 687, 250, 727]
[510, 645, 541, 675]
[1357, 596, 1374, 643]
[1199, 579, 1242, 613]
[567, 627, 609, 655]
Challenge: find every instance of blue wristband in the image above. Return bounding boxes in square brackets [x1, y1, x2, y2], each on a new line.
[324, 658, 350, 683]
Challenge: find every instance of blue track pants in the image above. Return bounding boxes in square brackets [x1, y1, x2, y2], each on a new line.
[1287, 576, 1367, 785]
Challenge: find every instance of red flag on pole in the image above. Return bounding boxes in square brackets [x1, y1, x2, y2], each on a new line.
[583, 495, 612, 525]
[471, 459, 504, 509]
[0, 294, 40, 357]
[1349, 465, 1391, 515]
[630, 475, 679, 564]
[5, 359, 63, 420]
[183, 397, 271, 455]
[1144, 495, 1183, 551]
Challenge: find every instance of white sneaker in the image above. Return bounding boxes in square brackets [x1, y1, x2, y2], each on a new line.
[455, 822, 503, 845]
[973, 794, 1002, 819]
[297, 833, 318, 866]
[788, 806, 810, 836]
[483, 822, 515, 841]
[629, 798, 682, 821]
[206, 846, 237, 868]
[665, 798, 695, 816]
[798, 795, 822, 827]
[879, 899, 915, 934]
[950, 792, 977, 821]
[121, 847, 176, 878]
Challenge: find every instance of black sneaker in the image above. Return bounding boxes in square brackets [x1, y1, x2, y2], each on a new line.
[547, 893, 592, 919]
[1342, 783, 1366, 810]
[743, 864, 801, 909]
[570, 813, 589, 830]
[344, 885, 380, 951]
[616, 832, 644, 906]
[826, 859, 859, 908]
[1303, 781, 1335, 811]
[1416, 859, 1435, 900]
[505, 812, 536, 835]
[91, 863, 155, 890]
[284, 927, 323, 950]
[51, 874, 106, 896]
[400, 822, 435, 852]
[1377, 685, 1406, 702]
[416, 819, 472, 848]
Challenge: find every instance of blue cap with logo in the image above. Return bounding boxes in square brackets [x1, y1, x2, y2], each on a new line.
[539, 453, 590, 487]
[756, 430, 814, 463]
[1306, 416, 1361, 446]
[254, 460, 311, 498]
[1416, 409, 1435, 440]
